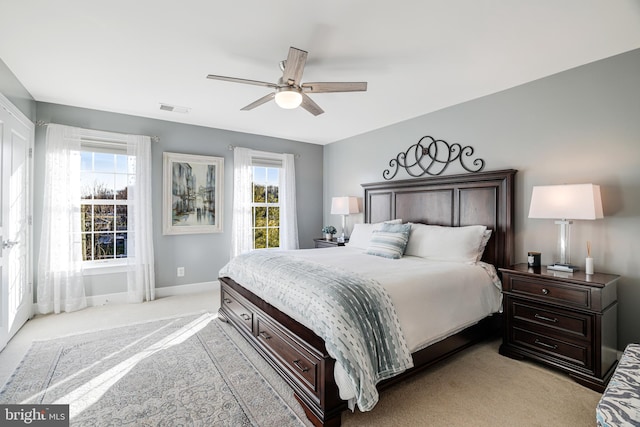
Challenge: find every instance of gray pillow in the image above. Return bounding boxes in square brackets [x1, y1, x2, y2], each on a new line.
[365, 223, 411, 259]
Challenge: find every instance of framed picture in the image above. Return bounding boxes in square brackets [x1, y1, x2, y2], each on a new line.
[163, 152, 224, 235]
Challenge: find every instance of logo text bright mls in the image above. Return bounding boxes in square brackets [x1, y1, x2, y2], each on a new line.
[1, 405, 69, 426]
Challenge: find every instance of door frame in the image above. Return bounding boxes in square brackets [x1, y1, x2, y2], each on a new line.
[0, 91, 34, 350]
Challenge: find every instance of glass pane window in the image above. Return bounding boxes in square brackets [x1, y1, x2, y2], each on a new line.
[253, 206, 267, 228]
[253, 167, 267, 203]
[94, 204, 115, 231]
[116, 205, 127, 231]
[80, 150, 134, 262]
[251, 166, 280, 250]
[95, 233, 115, 259]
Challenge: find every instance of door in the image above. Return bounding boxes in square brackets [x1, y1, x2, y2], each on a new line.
[0, 93, 34, 352]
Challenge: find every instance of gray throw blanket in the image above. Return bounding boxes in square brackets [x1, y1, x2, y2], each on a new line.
[219, 250, 413, 411]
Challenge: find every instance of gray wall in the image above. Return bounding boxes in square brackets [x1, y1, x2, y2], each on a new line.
[0, 58, 36, 121]
[3, 48, 638, 348]
[34, 103, 323, 296]
[324, 48, 640, 349]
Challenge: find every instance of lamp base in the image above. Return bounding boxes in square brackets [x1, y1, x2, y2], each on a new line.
[547, 263, 579, 273]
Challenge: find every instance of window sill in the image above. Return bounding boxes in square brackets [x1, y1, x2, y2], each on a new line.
[82, 260, 129, 276]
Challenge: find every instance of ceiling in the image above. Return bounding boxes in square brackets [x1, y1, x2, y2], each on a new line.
[1, 1, 639, 145]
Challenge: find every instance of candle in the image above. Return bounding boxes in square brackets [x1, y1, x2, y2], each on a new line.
[585, 257, 594, 275]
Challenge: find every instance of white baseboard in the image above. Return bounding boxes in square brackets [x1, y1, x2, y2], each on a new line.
[32, 281, 220, 313]
[85, 281, 219, 307]
[85, 292, 129, 307]
[155, 281, 219, 298]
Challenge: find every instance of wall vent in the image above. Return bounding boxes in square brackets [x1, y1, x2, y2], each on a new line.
[159, 103, 190, 114]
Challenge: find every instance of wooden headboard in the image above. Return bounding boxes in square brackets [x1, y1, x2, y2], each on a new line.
[362, 169, 516, 269]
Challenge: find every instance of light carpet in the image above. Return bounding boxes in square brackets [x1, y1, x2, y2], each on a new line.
[0, 313, 311, 426]
[1, 311, 602, 426]
[342, 338, 602, 427]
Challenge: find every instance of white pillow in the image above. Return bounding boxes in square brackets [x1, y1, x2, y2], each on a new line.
[346, 219, 403, 249]
[476, 229, 493, 262]
[347, 223, 377, 249]
[404, 223, 487, 263]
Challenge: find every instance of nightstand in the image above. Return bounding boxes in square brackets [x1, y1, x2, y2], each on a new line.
[313, 238, 348, 248]
[499, 263, 619, 392]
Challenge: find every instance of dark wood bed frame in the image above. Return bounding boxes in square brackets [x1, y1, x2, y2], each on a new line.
[219, 169, 516, 426]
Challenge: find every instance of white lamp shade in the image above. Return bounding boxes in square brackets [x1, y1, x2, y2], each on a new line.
[528, 184, 604, 220]
[330, 196, 360, 215]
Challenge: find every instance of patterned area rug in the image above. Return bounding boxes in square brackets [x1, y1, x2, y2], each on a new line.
[0, 313, 311, 426]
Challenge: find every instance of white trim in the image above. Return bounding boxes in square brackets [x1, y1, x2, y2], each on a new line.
[155, 281, 218, 298]
[0, 92, 35, 349]
[82, 259, 129, 276]
[0, 91, 34, 131]
[85, 291, 130, 306]
[31, 281, 219, 311]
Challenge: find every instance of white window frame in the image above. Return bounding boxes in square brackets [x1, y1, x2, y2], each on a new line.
[251, 163, 281, 249]
[78, 136, 133, 273]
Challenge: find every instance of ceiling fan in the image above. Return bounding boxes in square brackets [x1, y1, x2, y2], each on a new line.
[206, 46, 367, 116]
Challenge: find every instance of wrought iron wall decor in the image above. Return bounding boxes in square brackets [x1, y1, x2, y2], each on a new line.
[383, 135, 485, 180]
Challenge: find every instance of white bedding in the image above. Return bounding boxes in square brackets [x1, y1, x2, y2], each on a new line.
[286, 246, 503, 402]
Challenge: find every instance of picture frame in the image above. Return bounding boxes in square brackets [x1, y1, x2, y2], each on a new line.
[163, 152, 224, 235]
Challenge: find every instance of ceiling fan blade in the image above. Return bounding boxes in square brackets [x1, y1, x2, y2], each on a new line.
[241, 93, 275, 111]
[300, 93, 324, 116]
[207, 74, 278, 89]
[301, 82, 368, 93]
[281, 47, 308, 86]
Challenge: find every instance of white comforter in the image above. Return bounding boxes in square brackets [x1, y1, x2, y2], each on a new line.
[286, 246, 503, 402]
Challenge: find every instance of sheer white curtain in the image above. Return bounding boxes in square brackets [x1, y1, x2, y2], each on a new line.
[230, 148, 299, 258]
[279, 153, 299, 250]
[37, 124, 87, 314]
[126, 135, 155, 303]
[38, 124, 156, 312]
[230, 148, 254, 258]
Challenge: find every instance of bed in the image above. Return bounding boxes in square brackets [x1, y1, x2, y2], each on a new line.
[218, 169, 516, 426]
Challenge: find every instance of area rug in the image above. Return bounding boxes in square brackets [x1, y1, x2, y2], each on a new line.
[0, 313, 312, 426]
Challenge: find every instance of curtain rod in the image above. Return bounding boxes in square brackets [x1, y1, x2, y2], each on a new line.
[227, 144, 301, 159]
[36, 121, 160, 142]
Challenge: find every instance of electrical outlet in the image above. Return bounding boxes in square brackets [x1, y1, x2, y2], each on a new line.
[177, 267, 185, 277]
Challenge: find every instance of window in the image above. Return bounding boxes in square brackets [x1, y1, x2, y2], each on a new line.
[39, 124, 155, 311]
[252, 166, 280, 249]
[80, 149, 135, 262]
[230, 147, 297, 258]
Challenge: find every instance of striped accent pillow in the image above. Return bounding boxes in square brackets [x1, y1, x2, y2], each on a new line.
[365, 223, 411, 259]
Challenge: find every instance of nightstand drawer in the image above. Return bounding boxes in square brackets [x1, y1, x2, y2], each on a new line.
[512, 327, 592, 371]
[499, 264, 619, 392]
[510, 300, 591, 339]
[509, 276, 590, 309]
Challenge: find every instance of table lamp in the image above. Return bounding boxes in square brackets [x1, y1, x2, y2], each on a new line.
[528, 183, 603, 272]
[330, 196, 360, 241]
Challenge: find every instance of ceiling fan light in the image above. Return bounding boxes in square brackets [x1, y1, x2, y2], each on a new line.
[274, 89, 302, 109]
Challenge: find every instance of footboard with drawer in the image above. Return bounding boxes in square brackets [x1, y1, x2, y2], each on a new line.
[219, 276, 346, 427]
